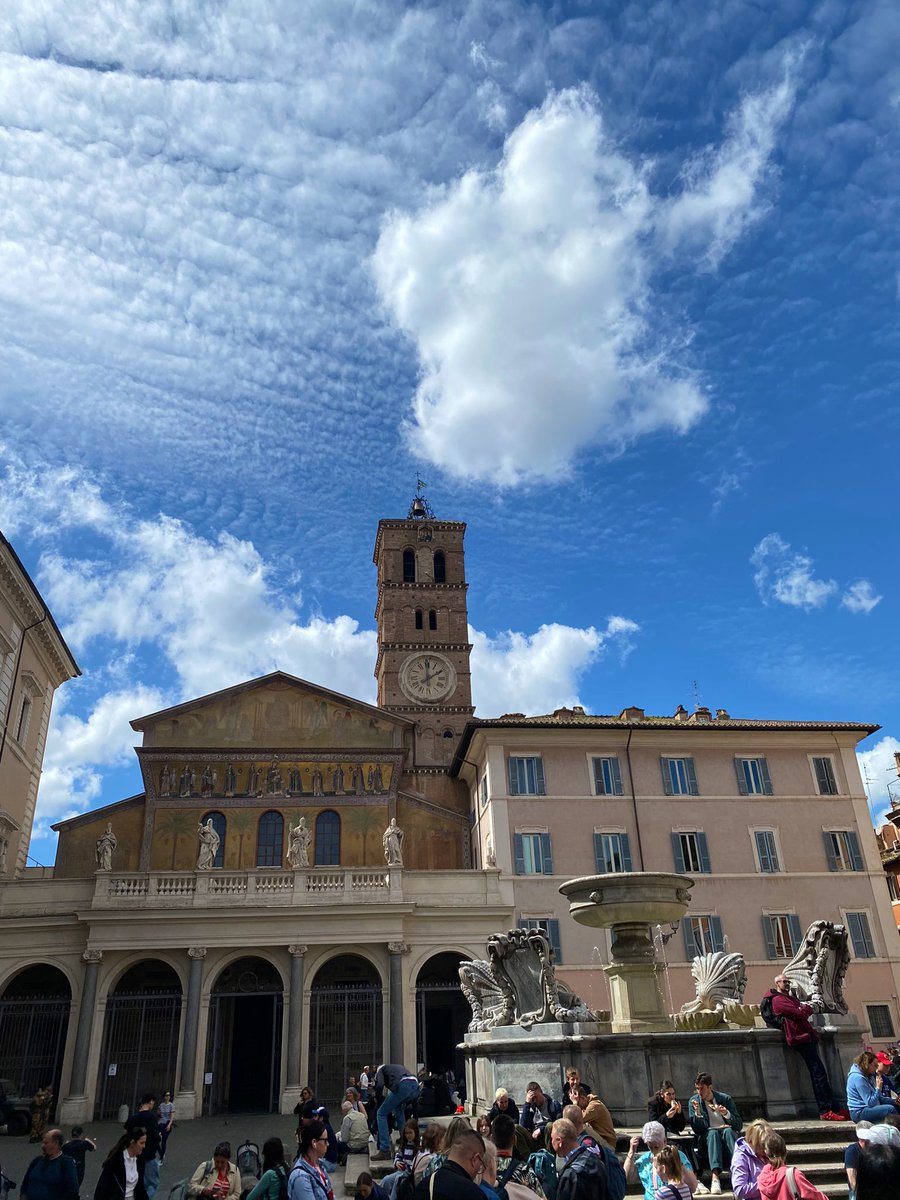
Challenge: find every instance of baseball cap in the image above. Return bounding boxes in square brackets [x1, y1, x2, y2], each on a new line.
[874, 1052, 893, 1066]
[858, 1124, 900, 1146]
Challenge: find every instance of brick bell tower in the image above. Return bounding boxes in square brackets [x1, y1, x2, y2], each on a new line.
[373, 487, 474, 770]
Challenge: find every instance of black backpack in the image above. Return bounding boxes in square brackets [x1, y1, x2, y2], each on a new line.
[760, 993, 784, 1030]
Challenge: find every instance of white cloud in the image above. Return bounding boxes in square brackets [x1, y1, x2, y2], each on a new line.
[751, 532, 838, 610]
[470, 616, 639, 716]
[858, 735, 900, 823]
[842, 579, 882, 615]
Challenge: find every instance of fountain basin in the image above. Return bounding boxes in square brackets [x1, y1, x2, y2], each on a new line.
[559, 871, 693, 929]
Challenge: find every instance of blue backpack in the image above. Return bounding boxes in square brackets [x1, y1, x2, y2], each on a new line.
[526, 1150, 557, 1200]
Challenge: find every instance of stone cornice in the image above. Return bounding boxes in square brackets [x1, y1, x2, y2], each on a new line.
[0, 547, 80, 683]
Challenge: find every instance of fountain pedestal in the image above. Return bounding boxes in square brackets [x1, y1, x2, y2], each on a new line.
[560, 872, 693, 1034]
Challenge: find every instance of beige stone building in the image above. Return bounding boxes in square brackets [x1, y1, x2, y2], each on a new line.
[0, 500, 898, 1128]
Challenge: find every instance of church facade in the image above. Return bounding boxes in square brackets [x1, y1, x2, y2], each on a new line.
[0, 499, 898, 1125]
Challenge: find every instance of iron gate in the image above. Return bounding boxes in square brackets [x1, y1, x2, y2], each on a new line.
[0, 994, 70, 1102]
[95, 989, 182, 1119]
[309, 983, 382, 1108]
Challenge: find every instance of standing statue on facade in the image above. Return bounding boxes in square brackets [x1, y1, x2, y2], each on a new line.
[197, 818, 220, 870]
[383, 818, 404, 866]
[288, 817, 312, 868]
[159, 763, 173, 796]
[95, 823, 117, 871]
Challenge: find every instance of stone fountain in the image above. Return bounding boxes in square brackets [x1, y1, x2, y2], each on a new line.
[559, 871, 693, 1033]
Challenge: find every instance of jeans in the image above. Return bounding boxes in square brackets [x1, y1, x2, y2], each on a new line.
[793, 1041, 835, 1114]
[377, 1080, 420, 1152]
[144, 1156, 161, 1199]
[705, 1127, 737, 1171]
[852, 1101, 899, 1122]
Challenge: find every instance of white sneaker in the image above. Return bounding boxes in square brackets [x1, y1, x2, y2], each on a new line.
[694, 1184, 710, 1195]
[711, 1178, 722, 1195]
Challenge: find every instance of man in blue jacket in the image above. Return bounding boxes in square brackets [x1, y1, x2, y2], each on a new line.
[21, 1129, 79, 1200]
[550, 1119, 609, 1200]
[521, 1082, 562, 1147]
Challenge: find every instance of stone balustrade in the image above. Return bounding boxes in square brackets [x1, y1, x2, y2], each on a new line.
[92, 866, 400, 907]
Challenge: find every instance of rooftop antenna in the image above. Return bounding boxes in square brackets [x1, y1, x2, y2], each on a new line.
[692, 679, 701, 711]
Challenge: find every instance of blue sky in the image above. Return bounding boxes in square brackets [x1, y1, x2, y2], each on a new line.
[0, 1, 897, 865]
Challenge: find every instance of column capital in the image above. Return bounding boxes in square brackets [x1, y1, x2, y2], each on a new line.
[188, 947, 208, 960]
[288, 944, 308, 957]
[82, 948, 103, 963]
[387, 941, 410, 955]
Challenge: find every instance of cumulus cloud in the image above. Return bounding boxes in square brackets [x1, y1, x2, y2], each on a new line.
[858, 735, 900, 822]
[373, 70, 796, 483]
[751, 533, 838, 610]
[842, 579, 882, 615]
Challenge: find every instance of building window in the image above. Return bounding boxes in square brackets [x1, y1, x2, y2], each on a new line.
[415, 609, 423, 630]
[823, 830, 864, 871]
[684, 915, 724, 959]
[256, 811, 284, 867]
[201, 811, 226, 868]
[671, 831, 711, 874]
[523, 918, 562, 963]
[14, 695, 32, 746]
[508, 756, 546, 796]
[763, 913, 802, 959]
[428, 609, 437, 631]
[479, 776, 488, 808]
[593, 831, 632, 873]
[812, 756, 839, 795]
[592, 756, 623, 796]
[736, 757, 773, 795]
[866, 1004, 896, 1039]
[514, 832, 554, 875]
[753, 829, 781, 873]
[846, 911, 876, 958]
[433, 551, 446, 583]
[315, 811, 341, 866]
[403, 549, 416, 583]
[661, 757, 698, 796]
[888, 875, 900, 903]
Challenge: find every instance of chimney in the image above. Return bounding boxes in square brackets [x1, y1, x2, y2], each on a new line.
[619, 706, 645, 720]
[689, 706, 712, 723]
[715, 708, 731, 720]
[673, 705, 689, 722]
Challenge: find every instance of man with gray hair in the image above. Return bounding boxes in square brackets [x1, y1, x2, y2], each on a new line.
[550, 1119, 610, 1200]
[624, 1121, 698, 1200]
[21, 1129, 79, 1200]
[561, 1107, 626, 1200]
[338, 1099, 370, 1163]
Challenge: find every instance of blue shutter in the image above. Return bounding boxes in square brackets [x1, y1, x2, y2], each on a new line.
[760, 758, 773, 795]
[847, 831, 864, 871]
[848, 912, 875, 958]
[547, 919, 562, 963]
[593, 833, 606, 873]
[661, 759, 674, 795]
[697, 832, 711, 874]
[823, 831, 839, 871]
[671, 832, 686, 872]
[534, 758, 546, 795]
[620, 833, 633, 872]
[787, 914, 803, 955]
[514, 834, 526, 875]
[709, 916, 724, 953]
[611, 757, 623, 795]
[686, 758, 699, 795]
[540, 833, 554, 875]
[762, 915, 778, 959]
[684, 921, 698, 960]
[735, 759, 749, 795]
[508, 758, 519, 795]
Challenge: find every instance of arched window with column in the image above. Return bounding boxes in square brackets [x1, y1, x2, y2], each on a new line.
[200, 811, 226, 867]
[415, 609, 423, 630]
[403, 549, 416, 582]
[256, 811, 284, 867]
[433, 551, 446, 583]
[315, 811, 341, 866]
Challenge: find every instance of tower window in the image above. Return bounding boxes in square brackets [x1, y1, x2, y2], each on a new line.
[403, 549, 416, 583]
[428, 609, 437, 630]
[415, 609, 423, 630]
[442, 728, 454, 738]
[433, 551, 446, 583]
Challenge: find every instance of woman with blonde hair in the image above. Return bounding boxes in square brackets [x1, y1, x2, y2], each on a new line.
[758, 1130, 828, 1200]
[731, 1119, 773, 1200]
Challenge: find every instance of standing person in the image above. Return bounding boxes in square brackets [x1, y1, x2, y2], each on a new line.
[157, 1092, 174, 1164]
[762, 975, 848, 1121]
[847, 1051, 900, 1121]
[550, 1119, 610, 1200]
[372, 1064, 420, 1160]
[187, 1142, 241, 1199]
[247, 1138, 289, 1200]
[757, 1129, 829, 1200]
[521, 1083, 562, 1146]
[730, 1119, 773, 1200]
[688, 1074, 742, 1195]
[28, 1086, 54, 1143]
[289, 1123, 335, 1200]
[412, 1126, 485, 1200]
[63, 1125, 97, 1189]
[125, 1094, 161, 1200]
[21, 1129, 79, 1200]
[359, 1067, 372, 1105]
[93, 1130, 148, 1200]
[624, 1123, 697, 1200]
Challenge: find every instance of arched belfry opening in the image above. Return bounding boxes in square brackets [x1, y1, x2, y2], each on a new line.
[205, 956, 284, 1115]
[0, 964, 71, 1123]
[309, 955, 382, 1108]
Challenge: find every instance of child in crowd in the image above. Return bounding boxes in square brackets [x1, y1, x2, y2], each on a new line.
[652, 1146, 692, 1200]
[758, 1130, 828, 1200]
[355, 1172, 388, 1200]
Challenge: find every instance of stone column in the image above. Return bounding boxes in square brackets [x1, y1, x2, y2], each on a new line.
[175, 947, 206, 1119]
[388, 942, 409, 1064]
[59, 949, 102, 1123]
[282, 945, 308, 1112]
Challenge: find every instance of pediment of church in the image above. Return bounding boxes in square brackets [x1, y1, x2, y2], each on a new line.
[131, 671, 409, 751]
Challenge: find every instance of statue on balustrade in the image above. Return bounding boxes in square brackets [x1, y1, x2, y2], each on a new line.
[383, 818, 404, 867]
[288, 817, 311, 868]
[197, 818, 220, 870]
[95, 823, 117, 872]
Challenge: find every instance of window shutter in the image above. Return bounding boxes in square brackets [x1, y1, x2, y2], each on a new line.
[514, 834, 525, 875]
[847, 830, 864, 872]
[686, 758, 699, 795]
[621, 833, 633, 873]
[815, 757, 836, 794]
[697, 832, 711, 874]
[661, 759, 674, 796]
[547, 919, 562, 963]
[709, 916, 724, 953]
[593, 832, 605, 873]
[683, 921, 697, 961]
[508, 758, 519, 796]
[762, 915, 778, 960]
[540, 833, 554, 875]
[535, 758, 546, 795]
[611, 757, 623, 795]
[760, 758, 773, 795]
[822, 831, 839, 871]
[592, 759, 605, 795]
[787, 914, 802, 954]
[671, 832, 686, 873]
[735, 759, 749, 795]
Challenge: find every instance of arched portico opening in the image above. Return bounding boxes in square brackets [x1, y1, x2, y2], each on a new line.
[204, 956, 283, 1115]
[309, 954, 382, 1108]
[0, 964, 71, 1126]
[415, 953, 470, 1086]
[96, 960, 182, 1119]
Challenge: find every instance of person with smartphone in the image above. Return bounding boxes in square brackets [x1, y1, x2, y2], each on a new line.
[186, 1142, 241, 1199]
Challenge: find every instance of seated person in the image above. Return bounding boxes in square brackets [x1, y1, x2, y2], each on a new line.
[571, 1085, 616, 1151]
[560, 1069, 593, 1107]
[847, 1052, 900, 1122]
[624, 1122, 697, 1200]
[487, 1088, 520, 1125]
[355, 1172, 388, 1200]
[521, 1083, 561, 1147]
[688, 1074, 742, 1196]
[338, 1101, 371, 1163]
[647, 1082, 686, 1136]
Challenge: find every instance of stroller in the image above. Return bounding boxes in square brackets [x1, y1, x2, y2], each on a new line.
[237, 1140, 262, 1191]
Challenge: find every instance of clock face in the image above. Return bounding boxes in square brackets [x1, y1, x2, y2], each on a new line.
[399, 653, 456, 704]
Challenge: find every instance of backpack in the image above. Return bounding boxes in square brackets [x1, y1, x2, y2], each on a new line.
[760, 993, 785, 1030]
[526, 1149, 557, 1200]
[597, 1145, 625, 1200]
